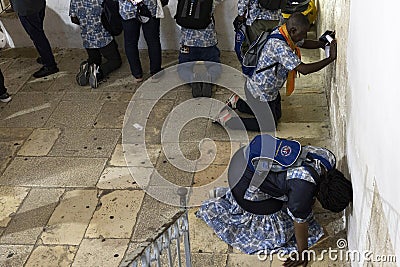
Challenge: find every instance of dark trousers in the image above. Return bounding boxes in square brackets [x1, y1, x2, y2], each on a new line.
[18, 7, 57, 68]
[0, 69, 7, 95]
[178, 45, 221, 83]
[85, 39, 122, 80]
[122, 17, 162, 78]
[226, 88, 282, 131]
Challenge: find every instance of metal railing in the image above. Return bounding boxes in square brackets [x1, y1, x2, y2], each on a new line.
[121, 188, 192, 267]
[0, 0, 11, 14]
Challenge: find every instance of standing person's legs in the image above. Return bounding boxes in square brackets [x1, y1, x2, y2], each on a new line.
[0, 69, 11, 102]
[18, 7, 57, 72]
[122, 18, 143, 80]
[0, 69, 7, 95]
[142, 17, 162, 75]
[99, 39, 122, 78]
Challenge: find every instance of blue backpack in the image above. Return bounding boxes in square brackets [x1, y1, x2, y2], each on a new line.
[234, 25, 286, 77]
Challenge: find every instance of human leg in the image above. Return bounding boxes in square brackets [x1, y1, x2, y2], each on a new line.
[99, 39, 122, 78]
[122, 18, 143, 79]
[142, 17, 162, 75]
[0, 69, 11, 103]
[18, 7, 58, 77]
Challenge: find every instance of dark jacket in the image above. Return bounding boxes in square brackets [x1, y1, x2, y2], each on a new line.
[11, 0, 46, 16]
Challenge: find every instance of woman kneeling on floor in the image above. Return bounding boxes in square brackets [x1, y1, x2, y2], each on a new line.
[197, 134, 353, 267]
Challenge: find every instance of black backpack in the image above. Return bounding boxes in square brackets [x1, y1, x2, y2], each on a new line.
[175, 0, 213, 29]
[101, 0, 123, 36]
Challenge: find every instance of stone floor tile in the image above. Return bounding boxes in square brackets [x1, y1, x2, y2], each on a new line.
[227, 253, 283, 267]
[0, 186, 30, 227]
[72, 238, 129, 267]
[0, 92, 64, 128]
[197, 140, 241, 166]
[17, 128, 61, 156]
[193, 164, 228, 188]
[131, 194, 180, 242]
[94, 101, 129, 129]
[40, 189, 98, 245]
[85, 190, 144, 238]
[62, 91, 103, 101]
[97, 167, 140, 190]
[99, 92, 134, 102]
[0, 157, 106, 187]
[0, 245, 34, 267]
[2, 59, 37, 94]
[19, 74, 59, 92]
[280, 106, 329, 123]
[0, 141, 21, 174]
[48, 128, 120, 157]
[109, 143, 161, 167]
[44, 100, 104, 128]
[188, 208, 229, 254]
[281, 93, 327, 108]
[276, 123, 330, 139]
[25, 245, 77, 267]
[0, 188, 64, 244]
[98, 73, 144, 92]
[49, 73, 91, 92]
[127, 166, 154, 188]
[191, 252, 228, 267]
[57, 49, 87, 73]
[0, 128, 33, 142]
[152, 159, 194, 187]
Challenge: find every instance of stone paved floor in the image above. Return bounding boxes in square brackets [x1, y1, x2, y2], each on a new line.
[0, 46, 349, 266]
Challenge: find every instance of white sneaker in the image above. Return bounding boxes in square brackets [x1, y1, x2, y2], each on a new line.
[89, 64, 99, 89]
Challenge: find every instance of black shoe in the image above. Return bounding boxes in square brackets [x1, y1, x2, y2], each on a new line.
[202, 83, 213, 97]
[36, 57, 43, 65]
[0, 92, 12, 103]
[76, 61, 89, 86]
[33, 66, 59, 78]
[191, 82, 202, 98]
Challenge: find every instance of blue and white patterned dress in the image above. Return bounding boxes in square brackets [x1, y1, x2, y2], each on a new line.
[69, 0, 114, 49]
[196, 145, 334, 254]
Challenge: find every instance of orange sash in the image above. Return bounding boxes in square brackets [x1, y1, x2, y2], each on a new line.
[279, 24, 301, 96]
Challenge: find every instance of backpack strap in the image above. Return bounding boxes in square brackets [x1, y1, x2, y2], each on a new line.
[254, 33, 287, 75]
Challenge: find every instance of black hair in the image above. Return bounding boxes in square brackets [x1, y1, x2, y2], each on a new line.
[317, 169, 353, 213]
[286, 12, 310, 32]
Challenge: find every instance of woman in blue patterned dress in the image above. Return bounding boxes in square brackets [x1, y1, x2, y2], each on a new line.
[197, 135, 353, 266]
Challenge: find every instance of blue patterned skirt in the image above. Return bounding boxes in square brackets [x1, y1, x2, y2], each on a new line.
[196, 189, 324, 254]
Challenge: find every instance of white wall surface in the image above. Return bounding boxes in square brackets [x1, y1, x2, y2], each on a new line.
[2, 0, 237, 50]
[340, 0, 400, 264]
[316, 0, 400, 264]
